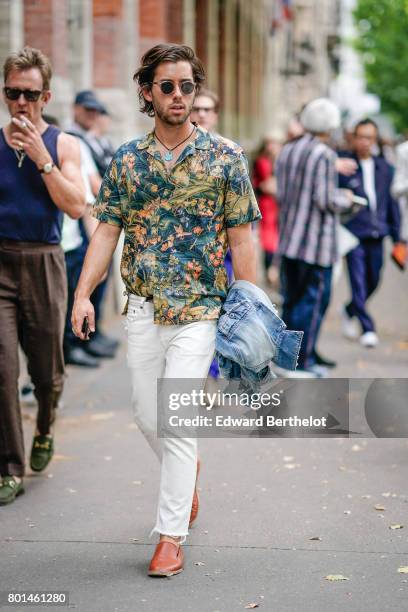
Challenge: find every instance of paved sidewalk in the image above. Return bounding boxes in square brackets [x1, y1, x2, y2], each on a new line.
[1, 255, 408, 612]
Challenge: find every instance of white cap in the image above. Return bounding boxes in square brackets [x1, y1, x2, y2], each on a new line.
[300, 98, 341, 134]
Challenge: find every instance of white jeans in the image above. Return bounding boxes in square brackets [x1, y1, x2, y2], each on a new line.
[126, 294, 216, 541]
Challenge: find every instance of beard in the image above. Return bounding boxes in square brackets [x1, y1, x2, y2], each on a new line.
[152, 97, 193, 126]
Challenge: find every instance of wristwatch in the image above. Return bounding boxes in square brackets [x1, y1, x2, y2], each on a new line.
[39, 161, 54, 174]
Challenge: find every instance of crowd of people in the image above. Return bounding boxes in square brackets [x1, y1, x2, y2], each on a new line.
[251, 100, 406, 376]
[0, 43, 407, 581]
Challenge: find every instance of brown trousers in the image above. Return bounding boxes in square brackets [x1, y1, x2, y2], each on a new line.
[0, 240, 67, 477]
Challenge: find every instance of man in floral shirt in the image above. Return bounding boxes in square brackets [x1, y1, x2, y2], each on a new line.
[72, 44, 260, 577]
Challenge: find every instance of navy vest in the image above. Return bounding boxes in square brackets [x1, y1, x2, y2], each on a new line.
[0, 125, 62, 243]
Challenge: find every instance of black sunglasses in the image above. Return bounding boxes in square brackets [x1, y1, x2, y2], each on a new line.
[4, 87, 43, 102]
[152, 80, 195, 95]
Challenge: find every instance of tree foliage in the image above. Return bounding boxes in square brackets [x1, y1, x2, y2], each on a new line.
[353, 0, 408, 132]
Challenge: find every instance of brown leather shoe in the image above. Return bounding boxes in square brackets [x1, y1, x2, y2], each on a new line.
[148, 541, 184, 577]
[189, 458, 200, 528]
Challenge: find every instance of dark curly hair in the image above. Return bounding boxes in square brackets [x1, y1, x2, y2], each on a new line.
[133, 44, 206, 117]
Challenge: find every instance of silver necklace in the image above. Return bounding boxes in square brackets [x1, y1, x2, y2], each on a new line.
[154, 125, 196, 162]
[14, 148, 26, 168]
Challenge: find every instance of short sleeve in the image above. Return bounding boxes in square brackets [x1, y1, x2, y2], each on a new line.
[224, 152, 261, 228]
[91, 153, 123, 227]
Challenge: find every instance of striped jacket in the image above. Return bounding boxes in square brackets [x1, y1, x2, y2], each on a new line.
[276, 133, 350, 267]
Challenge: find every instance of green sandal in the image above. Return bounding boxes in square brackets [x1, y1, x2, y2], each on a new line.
[0, 476, 24, 505]
[30, 435, 54, 472]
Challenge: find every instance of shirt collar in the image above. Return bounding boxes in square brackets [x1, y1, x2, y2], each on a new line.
[136, 124, 211, 154]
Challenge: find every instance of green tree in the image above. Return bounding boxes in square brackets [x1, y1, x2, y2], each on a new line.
[353, 0, 408, 132]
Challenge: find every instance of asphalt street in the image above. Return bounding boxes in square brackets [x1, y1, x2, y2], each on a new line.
[1, 251, 407, 612]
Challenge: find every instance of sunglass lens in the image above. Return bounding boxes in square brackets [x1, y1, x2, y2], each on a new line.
[25, 91, 41, 102]
[5, 88, 19, 100]
[181, 82, 195, 95]
[160, 82, 174, 95]
[4, 88, 41, 101]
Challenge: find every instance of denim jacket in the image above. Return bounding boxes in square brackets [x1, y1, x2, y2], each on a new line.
[215, 280, 303, 388]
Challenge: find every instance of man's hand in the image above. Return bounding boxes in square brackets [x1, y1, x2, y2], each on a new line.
[336, 157, 358, 176]
[71, 297, 95, 341]
[10, 117, 53, 168]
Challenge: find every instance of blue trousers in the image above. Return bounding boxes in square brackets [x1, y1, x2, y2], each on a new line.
[345, 238, 383, 333]
[281, 257, 332, 369]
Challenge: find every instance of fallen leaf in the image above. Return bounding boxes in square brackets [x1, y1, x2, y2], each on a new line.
[389, 524, 404, 530]
[53, 454, 76, 461]
[245, 604, 259, 609]
[90, 411, 115, 421]
[325, 574, 349, 581]
[398, 567, 408, 574]
[344, 510, 351, 515]
[374, 504, 385, 511]
[195, 561, 205, 566]
[59, 417, 81, 426]
[356, 359, 368, 370]
[309, 536, 322, 541]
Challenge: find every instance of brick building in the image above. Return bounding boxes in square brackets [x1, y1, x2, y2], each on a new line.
[0, 1, 341, 148]
[0, 0, 272, 150]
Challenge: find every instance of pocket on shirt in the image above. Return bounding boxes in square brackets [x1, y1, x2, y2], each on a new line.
[217, 301, 251, 337]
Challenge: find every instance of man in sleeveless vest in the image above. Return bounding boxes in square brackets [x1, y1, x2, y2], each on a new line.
[72, 44, 260, 577]
[0, 47, 86, 505]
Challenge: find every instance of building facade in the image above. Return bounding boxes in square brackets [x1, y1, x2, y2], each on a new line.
[0, 0, 269, 150]
[266, 0, 342, 135]
[1, 0, 342, 150]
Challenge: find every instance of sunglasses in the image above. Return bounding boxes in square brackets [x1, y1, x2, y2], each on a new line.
[4, 87, 43, 102]
[152, 80, 195, 95]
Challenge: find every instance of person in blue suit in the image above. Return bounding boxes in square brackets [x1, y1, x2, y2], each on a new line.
[339, 119, 401, 347]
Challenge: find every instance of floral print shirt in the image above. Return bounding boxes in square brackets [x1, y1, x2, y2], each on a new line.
[92, 126, 261, 324]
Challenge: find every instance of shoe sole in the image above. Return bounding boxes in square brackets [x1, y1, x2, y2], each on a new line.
[148, 567, 184, 577]
[0, 487, 24, 506]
